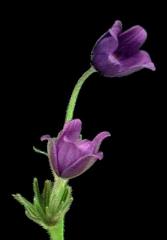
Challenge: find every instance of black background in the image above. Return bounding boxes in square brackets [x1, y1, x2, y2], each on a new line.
[1, 1, 165, 239]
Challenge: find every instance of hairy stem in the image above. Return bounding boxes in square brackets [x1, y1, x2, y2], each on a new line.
[65, 67, 96, 122]
[48, 218, 64, 240]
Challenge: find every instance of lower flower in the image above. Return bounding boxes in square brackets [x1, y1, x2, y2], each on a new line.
[41, 119, 111, 179]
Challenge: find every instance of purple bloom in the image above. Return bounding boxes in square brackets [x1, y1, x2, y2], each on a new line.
[91, 20, 155, 77]
[41, 119, 110, 179]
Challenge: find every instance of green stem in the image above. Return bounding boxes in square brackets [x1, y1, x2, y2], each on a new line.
[65, 66, 96, 122]
[48, 218, 64, 240]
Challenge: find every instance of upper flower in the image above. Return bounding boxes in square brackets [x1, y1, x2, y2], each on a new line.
[91, 20, 155, 77]
[41, 119, 110, 179]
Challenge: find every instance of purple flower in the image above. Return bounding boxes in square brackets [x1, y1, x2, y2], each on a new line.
[91, 20, 155, 77]
[41, 119, 110, 179]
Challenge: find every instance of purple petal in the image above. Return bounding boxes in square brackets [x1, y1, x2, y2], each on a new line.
[92, 20, 122, 60]
[61, 152, 103, 179]
[92, 37, 118, 57]
[108, 20, 122, 38]
[116, 50, 156, 77]
[93, 20, 122, 49]
[94, 20, 122, 54]
[92, 52, 121, 77]
[40, 134, 51, 141]
[91, 21, 123, 76]
[116, 26, 147, 58]
[62, 137, 92, 153]
[77, 139, 92, 152]
[56, 137, 83, 172]
[91, 131, 111, 153]
[47, 138, 60, 176]
[61, 119, 82, 141]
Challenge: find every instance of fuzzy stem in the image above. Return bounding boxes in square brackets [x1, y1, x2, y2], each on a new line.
[65, 67, 96, 122]
[48, 218, 64, 240]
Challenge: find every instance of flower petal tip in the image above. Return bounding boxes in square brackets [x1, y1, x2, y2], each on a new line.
[114, 20, 122, 26]
[64, 119, 82, 130]
[40, 135, 51, 142]
[145, 62, 156, 71]
[109, 20, 123, 37]
[95, 151, 104, 160]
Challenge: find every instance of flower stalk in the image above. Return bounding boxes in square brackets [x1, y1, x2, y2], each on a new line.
[65, 66, 96, 122]
[47, 218, 64, 240]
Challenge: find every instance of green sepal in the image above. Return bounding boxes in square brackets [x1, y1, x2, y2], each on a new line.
[13, 193, 37, 217]
[52, 185, 73, 223]
[42, 179, 53, 207]
[47, 178, 66, 216]
[46, 178, 73, 225]
[13, 177, 73, 229]
[33, 178, 46, 222]
[25, 210, 47, 229]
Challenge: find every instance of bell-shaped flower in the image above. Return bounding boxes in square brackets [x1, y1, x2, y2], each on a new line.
[91, 20, 155, 77]
[41, 119, 110, 179]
